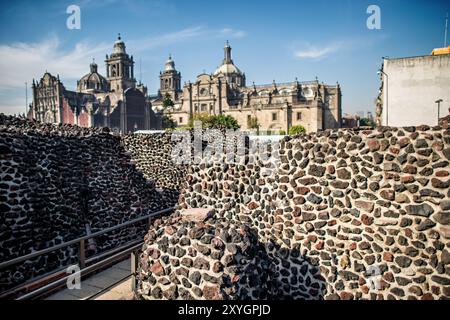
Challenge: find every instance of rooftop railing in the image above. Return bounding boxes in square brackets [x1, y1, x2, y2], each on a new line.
[250, 80, 319, 88]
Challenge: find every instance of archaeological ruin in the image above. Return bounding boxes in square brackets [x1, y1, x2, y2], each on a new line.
[0, 114, 449, 300]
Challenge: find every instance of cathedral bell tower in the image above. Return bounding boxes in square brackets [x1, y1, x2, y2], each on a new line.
[105, 34, 136, 94]
[159, 54, 181, 100]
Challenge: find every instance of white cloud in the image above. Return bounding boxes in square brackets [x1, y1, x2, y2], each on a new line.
[0, 36, 114, 114]
[128, 26, 207, 52]
[293, 35, 388, 61]
[127, 26, 247, 53]
[0, 35, 110, 91]
[294, 42, 343, 60]
[220, 28, 247, 39]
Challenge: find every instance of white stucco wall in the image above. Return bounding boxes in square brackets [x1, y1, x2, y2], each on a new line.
[381, 54, 450, 127]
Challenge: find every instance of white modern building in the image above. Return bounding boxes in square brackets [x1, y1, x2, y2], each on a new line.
[377, 49, 450, 127]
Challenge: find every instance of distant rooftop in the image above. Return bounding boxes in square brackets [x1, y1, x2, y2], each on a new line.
[384, 46, 450, 61]
[431, 46, 450, 56]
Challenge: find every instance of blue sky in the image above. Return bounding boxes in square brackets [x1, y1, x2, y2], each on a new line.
[0, 0, 448, 116]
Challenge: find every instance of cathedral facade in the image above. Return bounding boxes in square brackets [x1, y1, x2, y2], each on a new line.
[151, 42, 342, 133]
[28, 35, 154, 133]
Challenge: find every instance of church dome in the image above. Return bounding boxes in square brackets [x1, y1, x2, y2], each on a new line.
[112, 33, 126, 55]
[78, 60, 109, 93]
[213, 62, 242, 76]
[164, 55, 176, 72]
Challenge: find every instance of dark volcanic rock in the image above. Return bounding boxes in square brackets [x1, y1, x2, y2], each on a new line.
[405, 204, 434, 217]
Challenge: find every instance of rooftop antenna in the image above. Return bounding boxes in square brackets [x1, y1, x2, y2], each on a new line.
[445, 12, 448, 47]
[139, 57, 142, 84]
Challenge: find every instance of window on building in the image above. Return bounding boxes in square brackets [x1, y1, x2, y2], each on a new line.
[272, 112, 277, 121]
[179, 117, 183, 124]
[297, 112, 302, 120]
[201, 104, 207, 112]
[194, 105, 198, 112]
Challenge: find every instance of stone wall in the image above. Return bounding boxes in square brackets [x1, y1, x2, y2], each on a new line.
[121, 133, 187, 207]
[1, 114, 449, 300]
[0, 115, 171, 292]
[136, 125, 450, 300]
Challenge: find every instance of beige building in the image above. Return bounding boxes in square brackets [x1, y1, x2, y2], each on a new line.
[151, 42, 342, 133]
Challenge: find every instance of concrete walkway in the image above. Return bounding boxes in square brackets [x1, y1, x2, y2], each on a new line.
[45, 258, 134, 300]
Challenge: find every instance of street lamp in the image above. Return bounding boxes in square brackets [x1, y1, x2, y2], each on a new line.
[436, 99, 443, 124]
[377, 69, 388, 126]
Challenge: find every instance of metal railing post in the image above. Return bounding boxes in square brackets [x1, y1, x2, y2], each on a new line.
[79, 239, 86, 269]
[0, 206, 174, 299]
[131, 249, 139, 296]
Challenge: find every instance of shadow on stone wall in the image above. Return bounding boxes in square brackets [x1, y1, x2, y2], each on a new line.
[263, 240, 327, 300]
[0, 115, 171, 293]
[136, 212, 326, 300]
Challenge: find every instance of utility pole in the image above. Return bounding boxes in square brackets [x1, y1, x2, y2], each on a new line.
[445, 12, 448, 47]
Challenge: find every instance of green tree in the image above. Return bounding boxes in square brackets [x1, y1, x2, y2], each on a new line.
[162, 93, 174, 109]
[187, 113, 240, 130]
[359, 118, 376, 128]
[247, 116, 260, 134]
[161, 93, 176, 130]
[187, 112, 212, 128]
[212, 114, 241, 130]
[288, 125, 306, 136]
[162, 113, 176, 130]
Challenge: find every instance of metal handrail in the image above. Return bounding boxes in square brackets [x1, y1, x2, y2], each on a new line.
[0, 206, 175, 300]
[17, 243, 143, 300]
[0, 239, 136, 300]
[0, 206, 175, 270]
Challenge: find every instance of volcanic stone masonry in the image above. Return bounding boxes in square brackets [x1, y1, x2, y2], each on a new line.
[136, 125, 450, 300]
[1, 114, 450, 300]
[0, 115, 179, 292]
[121, 133, 188, 208]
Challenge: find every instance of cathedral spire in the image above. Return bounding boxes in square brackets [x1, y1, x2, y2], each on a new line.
[223, 40, 232, 64]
